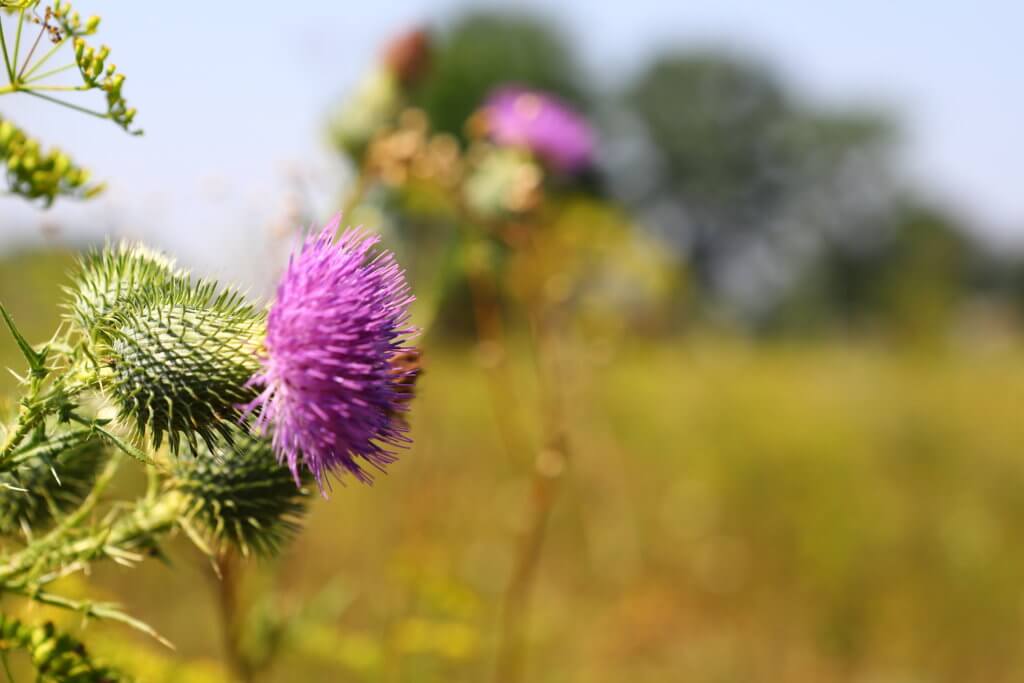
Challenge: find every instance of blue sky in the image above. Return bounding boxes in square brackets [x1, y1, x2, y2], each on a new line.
[1, 0, 1021, 276]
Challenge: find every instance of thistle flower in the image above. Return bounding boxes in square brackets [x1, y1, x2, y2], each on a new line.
[481, 86, 595, 174]
[246, 216, 417, 489]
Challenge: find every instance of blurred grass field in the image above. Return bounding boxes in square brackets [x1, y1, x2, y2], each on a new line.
[3, 248, 1024, 682]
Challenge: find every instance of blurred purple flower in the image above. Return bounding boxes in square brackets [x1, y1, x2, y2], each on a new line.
[246, 216, 417, 490]
[483, 86, 595, 174]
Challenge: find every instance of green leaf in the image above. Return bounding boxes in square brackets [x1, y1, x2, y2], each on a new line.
[0, 300, 46, 377]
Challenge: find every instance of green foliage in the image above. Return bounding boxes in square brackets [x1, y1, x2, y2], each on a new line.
[174, 430, 308, 557]
[0, 115, 100, 204]
[410, 12, 586, 137]
[0, 426, 105, 535]
[0, 1, 140, 204]
[0, 615, 133, 681]
[96, 279, 264, 453]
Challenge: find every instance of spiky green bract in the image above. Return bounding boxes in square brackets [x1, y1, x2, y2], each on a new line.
[173, 430, 308, 557]
[0, 429, 106, 536]
[0, 615, 134, 682]
[97, 280, 265, 454]
[66, 242, 182, 336]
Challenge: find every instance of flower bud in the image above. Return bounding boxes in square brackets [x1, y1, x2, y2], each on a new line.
[67, 242, 183, 334]
[98, 281, 264, 453]
[174, 430, 307, 557]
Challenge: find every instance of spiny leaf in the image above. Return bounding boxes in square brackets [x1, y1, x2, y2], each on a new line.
[0, 300, 46, 376]
[0, 427, 106, 536]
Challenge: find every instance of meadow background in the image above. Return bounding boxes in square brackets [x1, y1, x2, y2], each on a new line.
[2, 3, 1024, 682]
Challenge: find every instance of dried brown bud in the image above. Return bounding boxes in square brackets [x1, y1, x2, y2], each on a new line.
[383, 27, 432, 88]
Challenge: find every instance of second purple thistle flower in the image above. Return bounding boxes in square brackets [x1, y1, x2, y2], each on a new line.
[482, 86, 596, 174]
[246, 216, 418, 490]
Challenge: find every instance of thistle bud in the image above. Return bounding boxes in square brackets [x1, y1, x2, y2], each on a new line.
[98, 281, 264, 453]
[174, 430, 308, 557]
[67, 242, 183, 334]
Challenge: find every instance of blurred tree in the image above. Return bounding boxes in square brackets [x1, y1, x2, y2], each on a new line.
[411, 12, 586, 138]
[620, 52, 896, 319]
[776, 200, 973, 338]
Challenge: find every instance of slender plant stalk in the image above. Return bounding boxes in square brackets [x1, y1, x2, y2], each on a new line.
[494, 236, 573, 683]
[213, 551, 254, 683]
[15, 15, 45, 81]
[0, 16, 14, 83]
[22, 60, 74, 84]
[19, 34, 68, 81]
[11, 9, 24, 81]
[21, 89, 109, 119]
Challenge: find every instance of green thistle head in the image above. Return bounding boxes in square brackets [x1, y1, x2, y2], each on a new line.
[96, 279, 265, 453]
[66, 242, 183, 335]
[0, 429, 106, 536]
[173, 431, 308, 557]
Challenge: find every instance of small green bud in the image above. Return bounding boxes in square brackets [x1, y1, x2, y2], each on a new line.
[174, 430, 308, 557]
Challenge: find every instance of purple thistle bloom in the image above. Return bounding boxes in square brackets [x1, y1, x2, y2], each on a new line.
[483, 86, 595, 174]
[246, 216, 417, 490]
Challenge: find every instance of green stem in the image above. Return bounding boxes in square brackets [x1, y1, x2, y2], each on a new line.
[21, 89, 108, 119]
[20, 82, 88, 92]
[0, 16, 14, 83]
[0, 488, 186, 585]
[15, 15, 44, 81]
[22, 60, 73, 84]
[494, 234, 573, 683]
[11, 8, 24, 82]
[0, 455, 121, 583]
[19, 34, 66, 81]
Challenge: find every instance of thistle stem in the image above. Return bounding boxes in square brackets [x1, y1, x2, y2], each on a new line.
[459, 233, 531, 462]
[213, 551, 254, 683]
[495, 236, 574, 683]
